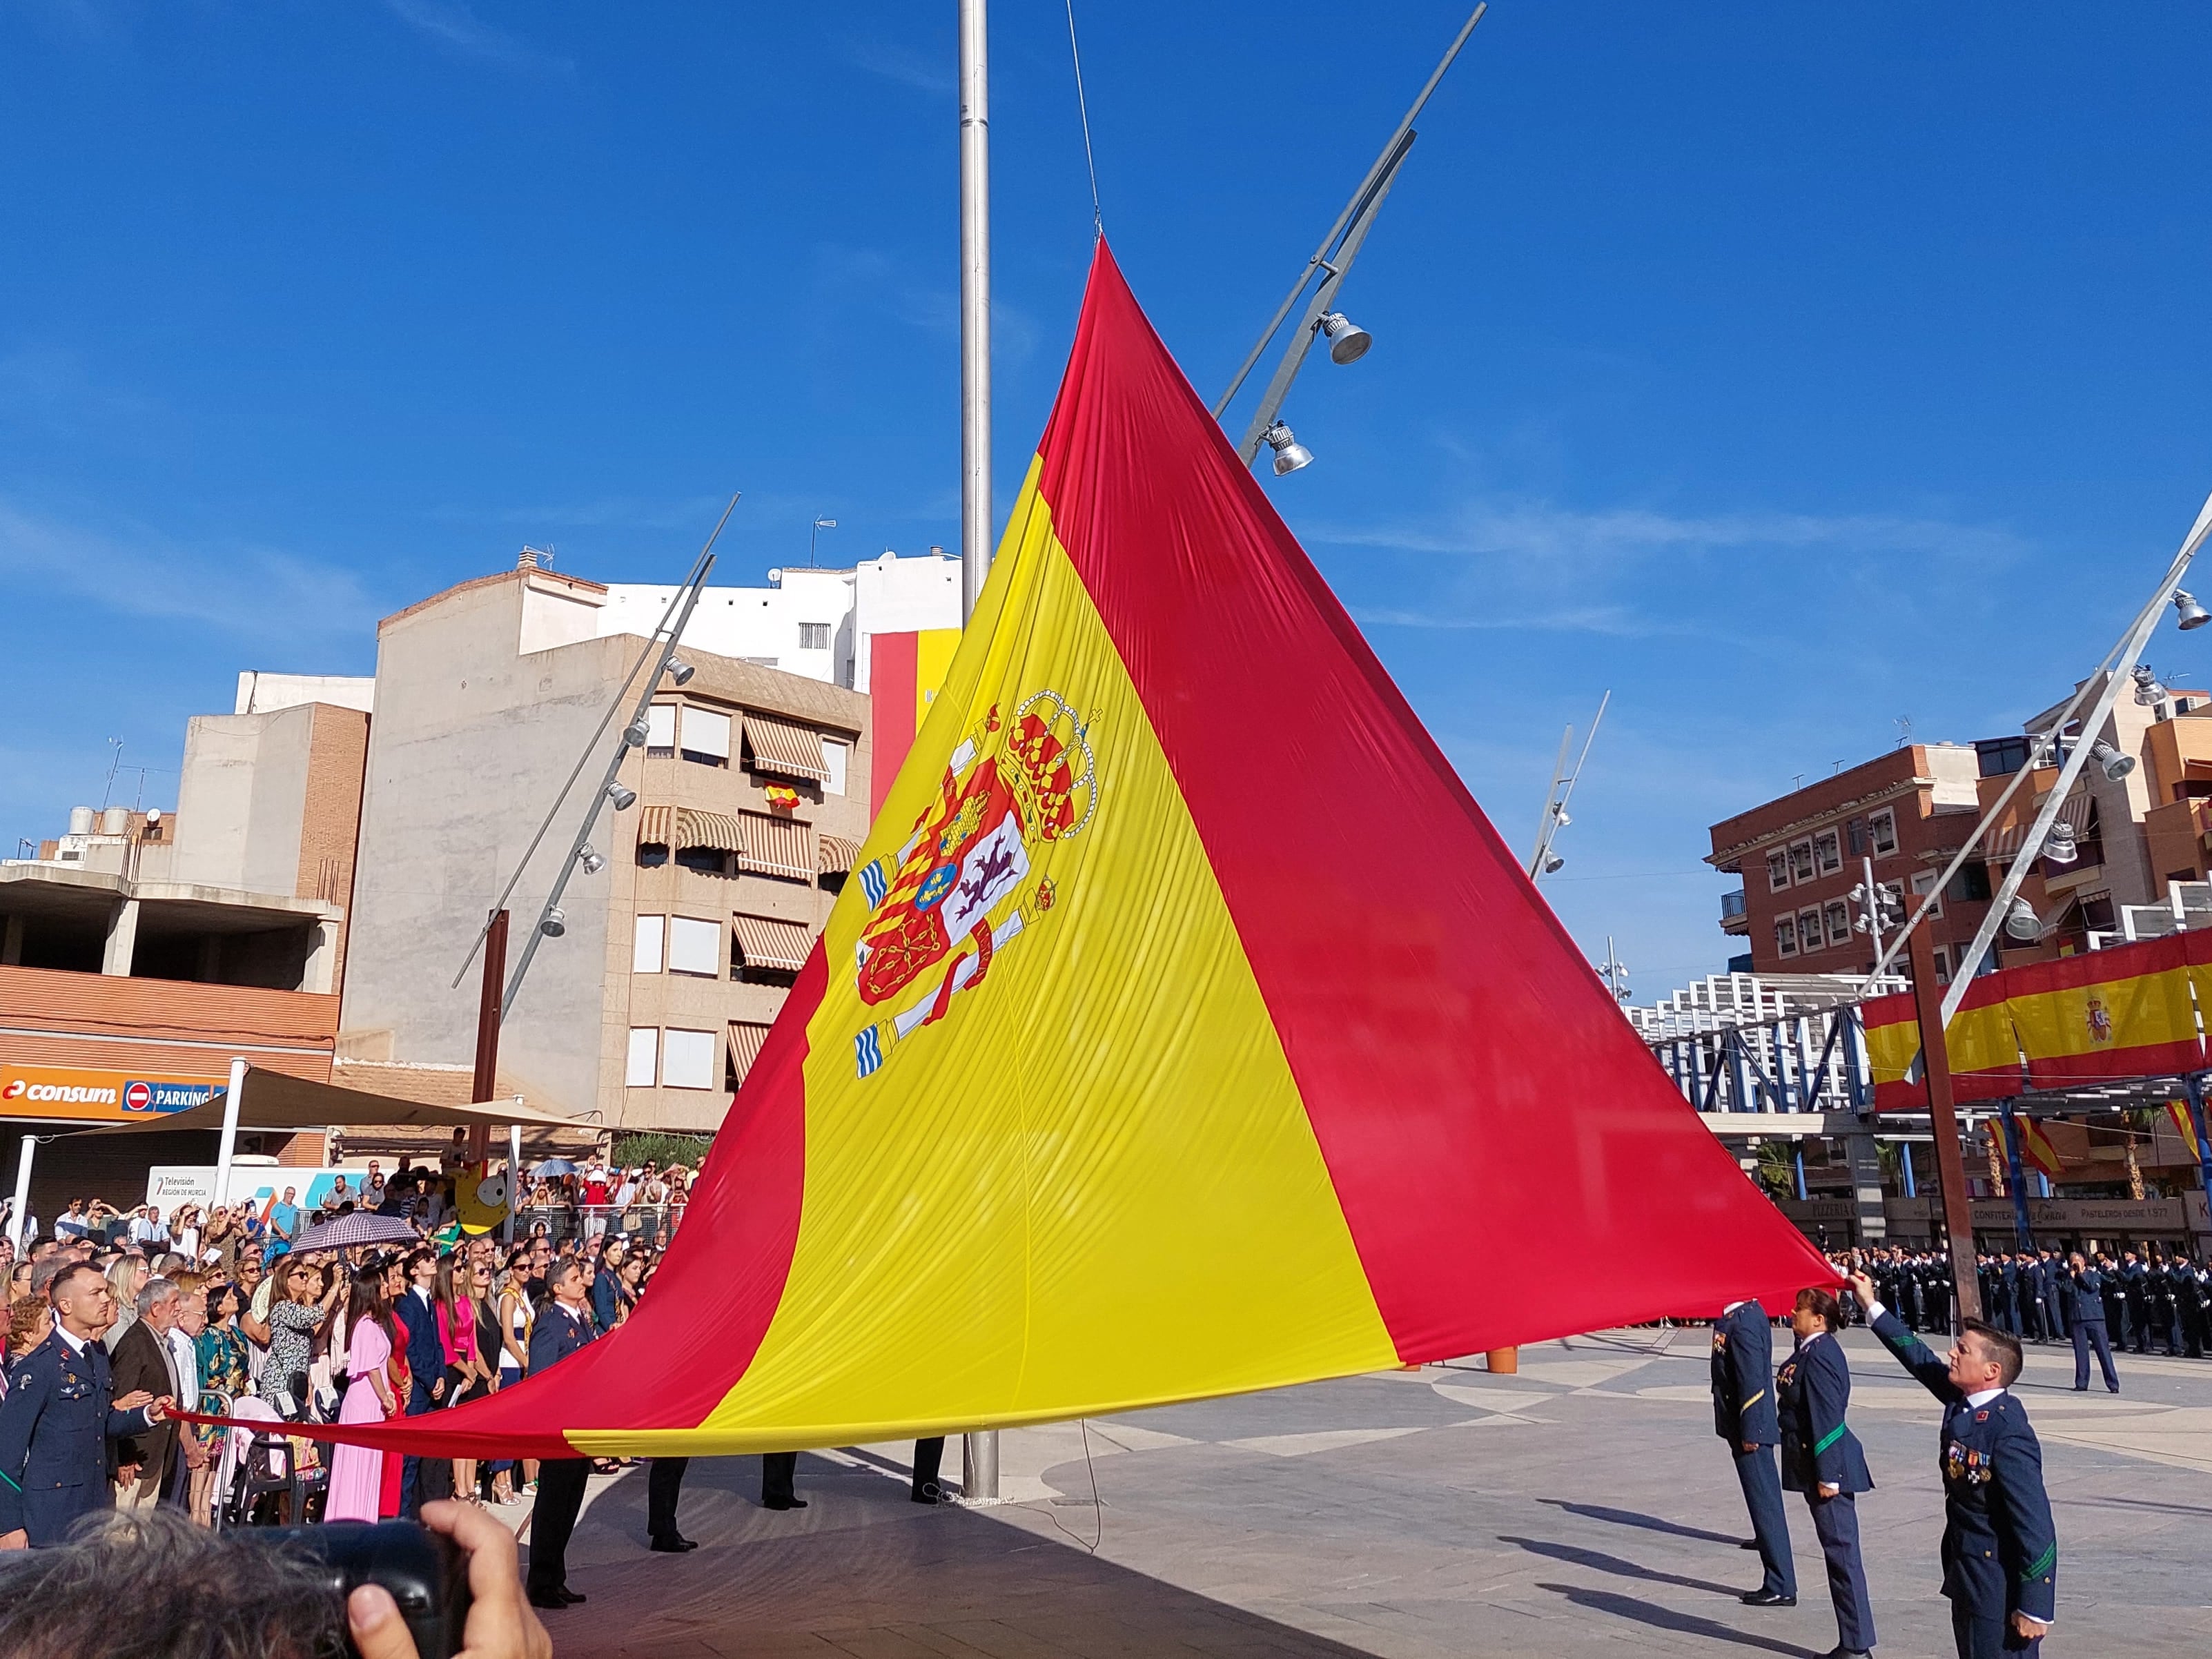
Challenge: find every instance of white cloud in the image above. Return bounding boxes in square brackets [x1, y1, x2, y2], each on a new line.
[380, 0, 571, 75]
[0, 497, 383, 640]
[844, 36, 953, 97]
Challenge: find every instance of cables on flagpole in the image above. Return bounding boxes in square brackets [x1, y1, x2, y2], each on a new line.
[1065, 0, 1103, 238]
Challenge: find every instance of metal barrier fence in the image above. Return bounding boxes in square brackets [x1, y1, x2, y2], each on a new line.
[513, 1202, 683, 1248]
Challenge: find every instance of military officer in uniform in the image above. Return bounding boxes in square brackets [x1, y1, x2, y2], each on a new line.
[1849, 1270, 2057, 1659]
[2064, 1253, 2118, 1393]
[2119, 1250, 2149, 1353]
[0, 1262, 166, 1549]
[1778, 1288, 1875, 1659]
[1712, 1298, 1794, 1606]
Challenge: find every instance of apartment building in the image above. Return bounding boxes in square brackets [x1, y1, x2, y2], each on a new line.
[338, 558, 874, 1133]
[1710, 667, 2212, 976]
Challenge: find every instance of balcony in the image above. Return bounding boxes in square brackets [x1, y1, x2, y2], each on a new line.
[1720, 888, 1749, 935]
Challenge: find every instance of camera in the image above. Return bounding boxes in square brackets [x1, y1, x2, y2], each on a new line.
[265, 1520, 472, 1659]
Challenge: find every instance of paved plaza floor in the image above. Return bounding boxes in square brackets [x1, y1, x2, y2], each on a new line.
[516, 1327, 2212, 1657]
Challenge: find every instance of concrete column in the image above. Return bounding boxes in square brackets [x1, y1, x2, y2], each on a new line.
[1, 914, 23, 965]
[301, 921, 340, 993]
[1844, 1126, 1888, 1246]
[101, 899, 140, 976]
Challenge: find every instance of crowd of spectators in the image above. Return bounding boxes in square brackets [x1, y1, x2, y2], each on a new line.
[0, 1146, 686, 1535]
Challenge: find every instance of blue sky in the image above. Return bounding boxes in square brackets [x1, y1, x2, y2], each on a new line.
[5, 2, 2211, 999]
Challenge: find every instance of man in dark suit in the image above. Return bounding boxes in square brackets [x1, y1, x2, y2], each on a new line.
[0, 1263, 167, 1548]
[646, 1457, 696, 1553]
[526, 1259, 598, 1609]
[1712, 1299, 1794, 1607]
[2065, 1253, 2119, 1394]
[1850, 1270, 2056, 1659]
[393, 1247, 451, 1515]
[106, 1277, 186, 1511]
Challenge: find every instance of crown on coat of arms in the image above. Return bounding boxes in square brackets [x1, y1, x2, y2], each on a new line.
[1004, 690, 1097, 841]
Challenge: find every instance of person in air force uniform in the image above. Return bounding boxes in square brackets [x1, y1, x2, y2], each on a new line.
[1778, 1288, 1875, 1659]
[0, 1264, 166, 1549]
[1849, 1270, 2056, 1659]
[1712, 1299, 1794, 1606]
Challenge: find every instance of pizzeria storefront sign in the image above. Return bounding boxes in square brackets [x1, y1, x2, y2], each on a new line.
[0, 1066, 222, 1123]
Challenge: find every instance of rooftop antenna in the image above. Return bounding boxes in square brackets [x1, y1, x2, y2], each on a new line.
[1528, 689, 1610, 884]
[99, 738, 124, 809]
[810, 516, 836, 567]
[1895, 715, 1913, 749]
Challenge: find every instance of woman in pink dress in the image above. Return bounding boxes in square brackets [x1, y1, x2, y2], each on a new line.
[324, 1267, 399, 1522]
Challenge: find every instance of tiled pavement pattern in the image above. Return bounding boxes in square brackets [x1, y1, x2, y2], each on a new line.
[509, 1328, 2211, 1656]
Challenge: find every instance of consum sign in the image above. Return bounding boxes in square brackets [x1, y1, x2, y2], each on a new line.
[0, 1066, 222, 1123]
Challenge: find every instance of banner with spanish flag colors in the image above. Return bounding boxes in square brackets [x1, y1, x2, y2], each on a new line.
[268, 244, 1830, 1461]
[2170, 1099, 2205, 1161]
[1862, 931, 2212, 1112]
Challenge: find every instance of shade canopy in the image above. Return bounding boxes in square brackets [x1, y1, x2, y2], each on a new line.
[79, 1064, 597, 1138]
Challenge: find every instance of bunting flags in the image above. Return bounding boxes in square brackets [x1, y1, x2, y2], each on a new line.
[262, 242, 1831, 1462]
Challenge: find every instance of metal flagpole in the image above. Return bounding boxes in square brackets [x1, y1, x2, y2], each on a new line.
[959, 0, 993, 625]
[958, 0, 1000, 1504]
[215, 1056, 248, 1213]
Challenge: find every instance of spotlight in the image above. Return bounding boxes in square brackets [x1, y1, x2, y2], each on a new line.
[2043, 818, 2079, 865]
[1318, 312, 1373, 365]
[2175, 589, 2211, 630]
[2004, 898, 2044, 941]
[2133, 664, 2169, 707]
[624, 716, 651, 747]
[605, 782, 637, 811]
[1260, 420, 1313, 476]
[665, 658, 696, 687]
[539, 906, 567, 939]
[1542, 853, 1565, 874]
[578, 845, 605, 876]
[2090, 740, 2136, 783]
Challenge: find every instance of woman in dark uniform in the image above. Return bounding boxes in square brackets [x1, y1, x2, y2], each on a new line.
[1779, 1286, 1877, 1659]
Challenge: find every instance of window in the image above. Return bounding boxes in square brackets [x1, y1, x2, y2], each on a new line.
[1910, 869, 1942, 917]
[674, 847, 732, 876]
[678, 706, 731, 767]
[625, 1028, 658, 1087]
[660, 1028, 718, 1090]
[667, 916, 721, 976]
[1869, 809, 1897, 856]
[1847, 816, 1867, 856]
[799, 622, 832, 651]
[1799, 907, 1825, 951]
[1767, 850, 1791, 892]
[1976, 736, 2032, 778]
[1788, 838, 1815, 882]
[1932, 948, 1950, 985]
[645, 703, 677, 757]
[1814, 830, 1841, 874]
[636, 843, 669, 869]
[1776, 917, 1797, 957]
[632, 914, 665, 974]
[1945, 862, 1993, 903]
[821, 738, 848, 796]
[1824, 900, 1850, 942]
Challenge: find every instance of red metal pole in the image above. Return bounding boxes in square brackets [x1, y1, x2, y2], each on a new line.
[467, 910, 508, 1164]
[1908, 926, 1982, 1326]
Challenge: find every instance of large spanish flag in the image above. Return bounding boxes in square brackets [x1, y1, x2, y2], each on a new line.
[297, 244, 1830, 1460]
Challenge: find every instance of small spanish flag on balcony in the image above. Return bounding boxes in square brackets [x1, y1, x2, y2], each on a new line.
[762, 784, 801, 814]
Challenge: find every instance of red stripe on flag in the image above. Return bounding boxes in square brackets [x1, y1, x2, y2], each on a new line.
[1035, 244, 1832, 1360]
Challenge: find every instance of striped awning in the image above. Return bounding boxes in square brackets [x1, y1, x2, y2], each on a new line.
[732, 913, 813, 973]
[817, 834, 860, 874]
[745, 712, 831, 782]
[1988, 789, 2096, 864]
[736, 811, 813, 881]
[637, 805, 745, 855]
[727, 1021, 772, 1082]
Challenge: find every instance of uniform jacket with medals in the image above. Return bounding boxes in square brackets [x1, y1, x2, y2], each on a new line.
[1776, 1330, 1872, 1495]
[1870, 1308, 2057, 1624]
[1710, 1302, 1779, 1446]
[0, 1330, 155, 1545]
